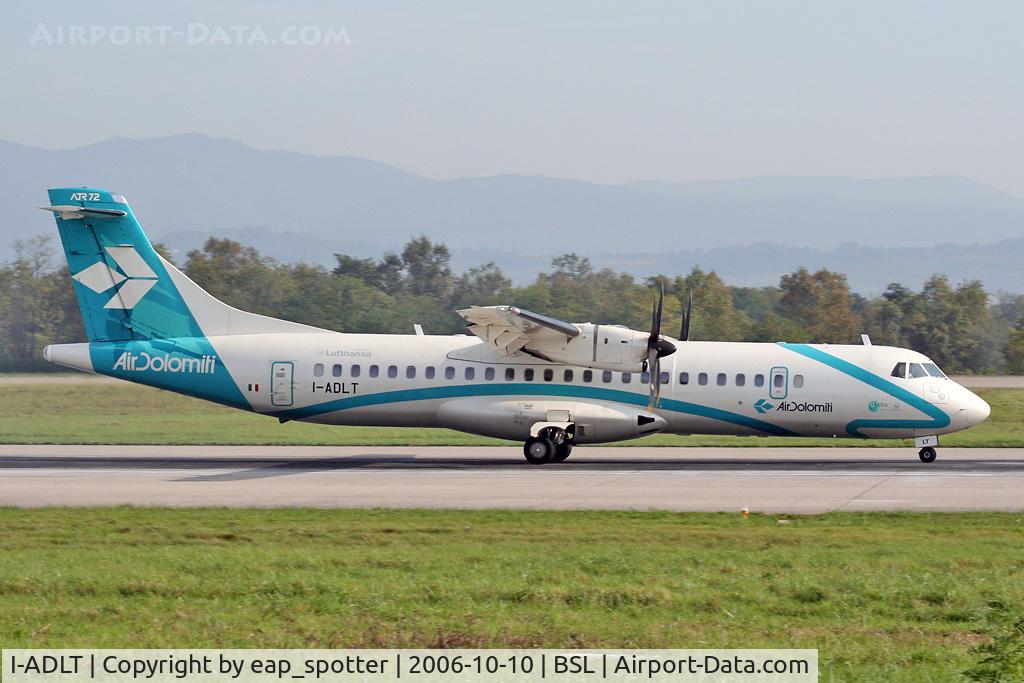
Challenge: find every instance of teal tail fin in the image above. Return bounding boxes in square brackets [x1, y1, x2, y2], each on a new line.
[42, 187, 320, 409]
[43, 187, 204, 342]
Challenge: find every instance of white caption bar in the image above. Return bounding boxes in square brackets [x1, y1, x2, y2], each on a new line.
[4, 650, 816, 683]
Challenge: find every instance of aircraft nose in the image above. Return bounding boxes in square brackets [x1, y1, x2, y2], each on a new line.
[966, 391, 991, 426]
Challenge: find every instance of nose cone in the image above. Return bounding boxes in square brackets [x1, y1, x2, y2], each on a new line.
[966, 390, 991, 426]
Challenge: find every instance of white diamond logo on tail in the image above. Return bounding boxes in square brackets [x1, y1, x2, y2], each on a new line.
[104, 279, 158, 309]
[72, 261, 126, 293]
[106, 246, 157, 279]
[71, 246, 158, 310]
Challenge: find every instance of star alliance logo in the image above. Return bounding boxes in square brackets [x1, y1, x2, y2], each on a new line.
[71, 246, 158, 309]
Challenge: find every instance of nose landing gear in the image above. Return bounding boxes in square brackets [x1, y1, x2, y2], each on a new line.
[523, 426, 574, 464]
[915, 435, 939, 464]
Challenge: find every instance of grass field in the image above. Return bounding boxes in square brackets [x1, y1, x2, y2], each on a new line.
[0, 508, 1021, 681]
[1, 381, 1021, 447]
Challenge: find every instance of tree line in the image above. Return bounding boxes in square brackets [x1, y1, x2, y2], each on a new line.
[2, 234, 1023, 374]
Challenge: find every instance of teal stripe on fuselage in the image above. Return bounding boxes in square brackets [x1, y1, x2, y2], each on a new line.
[779, 343, 951, 437]
[268, 383, 798, 437]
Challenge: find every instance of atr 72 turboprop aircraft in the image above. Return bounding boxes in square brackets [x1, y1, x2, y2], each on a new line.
[41, 188, 990, 464]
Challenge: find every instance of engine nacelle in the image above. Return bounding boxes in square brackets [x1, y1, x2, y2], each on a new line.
[438, 397, 667, 443]
[525, 323, 651, 372]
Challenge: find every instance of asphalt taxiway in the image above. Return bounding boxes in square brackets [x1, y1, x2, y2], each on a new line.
[1, 445, 1022, 512]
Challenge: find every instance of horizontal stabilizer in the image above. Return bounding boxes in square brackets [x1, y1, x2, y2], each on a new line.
[39, 205, 127, 220]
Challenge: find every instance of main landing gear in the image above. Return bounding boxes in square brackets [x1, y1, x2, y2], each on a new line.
[918, 446, 937, 464]
[523, 426, 573, 464]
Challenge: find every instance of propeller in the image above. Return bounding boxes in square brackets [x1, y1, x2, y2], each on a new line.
[680, 290, 693, 342]
[646, 285, 677, 411]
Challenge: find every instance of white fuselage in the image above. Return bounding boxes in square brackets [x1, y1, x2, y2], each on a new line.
[40, 189, 991, 451]
[46, 331, 987, 445]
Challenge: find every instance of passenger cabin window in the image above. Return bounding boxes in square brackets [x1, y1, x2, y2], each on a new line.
[622, 372, 632, 384]
[406, 366, 416, 379]
[425, 366, 435, 379]
[640, 371, 650, 384]
[698, 372, 708, 386]
[543, 369, 554, 382]
[524, 368, 535, 381]
[332, 364, 342, 377]
[793, 374, 804, 388]
[736, 373, 745, 387]
[563, 369, 574, 382]
[583, 370, 593, 383]
[351, 364, 362, 378]
[505, 367, 515, 381]
[602, 370, 613, 383]
[387, 365, 398, 378]
[923, 363, 946, 378]
[484, 367, 495, 380]
[679, 372, 689, 385]
[465, 367, 475, 380]
[444, 367, 455, 380]
[660, 371, 670, 384]
[313, 363, 324, 377]
[754, 374, 764, 387]
[716, 373, 727, 386]
[366, 365, 376, 378]
[909, 363, 928, 379]
[891, 362, 906, 379]
[773, 373, 785, 389]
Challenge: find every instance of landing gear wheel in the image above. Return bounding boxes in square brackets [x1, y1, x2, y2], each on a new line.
[524, 437, 556, 464]
[552, 443, 573, 462]
[918, 446, 937, 464]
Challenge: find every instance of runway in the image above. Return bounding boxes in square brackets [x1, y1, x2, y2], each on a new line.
[1, 445, 1023, 512]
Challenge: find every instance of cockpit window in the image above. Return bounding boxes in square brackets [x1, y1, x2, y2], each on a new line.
[891, 362, 906, 379]
[923, 362, 946, 379]
[908, 363, 928, 379]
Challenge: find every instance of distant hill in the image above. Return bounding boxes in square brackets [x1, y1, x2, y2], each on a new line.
[4, 134, 1023, 292]
[626, 175, 1024, 208]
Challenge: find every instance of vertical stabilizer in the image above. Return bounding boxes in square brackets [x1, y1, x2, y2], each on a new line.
[43, 188, 204, 342]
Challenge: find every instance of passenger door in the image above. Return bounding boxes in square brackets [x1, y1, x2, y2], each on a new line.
[271, 361, 294, 406]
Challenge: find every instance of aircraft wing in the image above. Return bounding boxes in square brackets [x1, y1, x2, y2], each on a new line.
[457, 305, 579, 356]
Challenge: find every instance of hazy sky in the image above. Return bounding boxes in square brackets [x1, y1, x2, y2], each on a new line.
[3, 1, 1023, 194]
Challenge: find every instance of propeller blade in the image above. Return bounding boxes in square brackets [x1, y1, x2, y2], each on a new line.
[681, 291, 693, 342]
[649, 353, 662, 411]
[648, 285, 665, 356]
[647, 285, 668, 411]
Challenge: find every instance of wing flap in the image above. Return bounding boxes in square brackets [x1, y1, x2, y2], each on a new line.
[458, 305, 579, 357]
